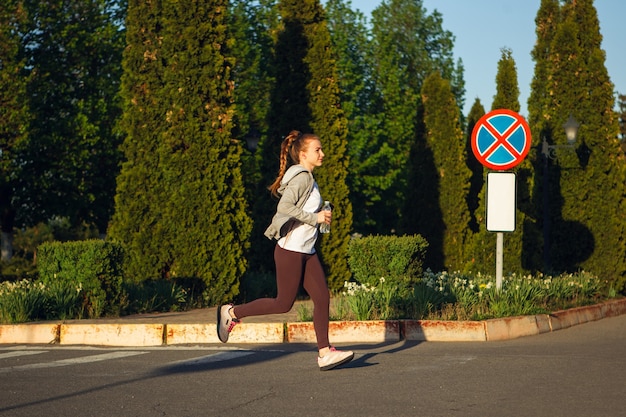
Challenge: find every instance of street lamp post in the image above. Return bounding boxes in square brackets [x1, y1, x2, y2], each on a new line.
[541, 114, 579, 272]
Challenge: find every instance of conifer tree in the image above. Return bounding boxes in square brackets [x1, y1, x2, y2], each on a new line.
[547, 0, 625, 288]
[528, 0, 626, 290]
[467, 48, 537, 275]
[248, 0, 352, 290]
[304, 1, 352, 289]
[528, 0, 560, 136]
[525, 0, 562, 273]
[227, 0, 279, 279]
[491, 48, 520, 113]
[325, 0, 375, 233]
[0, 0, 29, 260]
[419, 72, 471, 270]
[229, 0, 275, 143]
[360, 0, 462, 235]
[618, 93, 626, 152]
[109, 0, 251, 304]
[465, 99, 485, 233]
[16, 0, 125, 233]
[248, 0, 313, 275]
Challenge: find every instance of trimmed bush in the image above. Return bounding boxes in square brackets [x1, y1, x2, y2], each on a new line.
[37, 240, 124, 317]
[347, 235, 428, 288]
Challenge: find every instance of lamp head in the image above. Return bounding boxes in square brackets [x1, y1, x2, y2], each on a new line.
[563, 114, 579, 144]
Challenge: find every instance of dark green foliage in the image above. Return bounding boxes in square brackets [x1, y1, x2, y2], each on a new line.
[228, 2, 275, 269]
[491, 48, 520, 112]
[418, 72, 471, 271]
[327, 0, 464, 235]
[465, 48, 532, 276]
[109, 0, 252, 305]
[37, 240, 124, 317]
[238, 271, 277, 302]
[528, 0, 626, 291]
[528, 0, 560, 134]
[249, 0, 314, 275]
[15, 0, 125, 233]
[325, 0, 377, 234]
[347, 234, 428, 289]
[0, 1, 30, 260]
[122, 279, 190, 314]
[249, 0, 353, 290]
[44, 279, 86, 320]
[229, 0, 275, 143]
[348, 0, 463, 235]
[465, 99, 486, 233]
[1, 217, 100, 281]
[302, 1, 353, 290]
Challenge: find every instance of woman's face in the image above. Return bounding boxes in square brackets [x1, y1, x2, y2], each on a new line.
[299, 139, 324, 172]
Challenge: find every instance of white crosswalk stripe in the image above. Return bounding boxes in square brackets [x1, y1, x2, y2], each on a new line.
[0, 351, 148, 373]
[167, 351, 255, 366]
[0, 347, 268, 374]
[0, 350, 47, 360]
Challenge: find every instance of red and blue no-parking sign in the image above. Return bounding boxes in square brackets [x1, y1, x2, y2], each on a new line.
[471, 109, 531, 170]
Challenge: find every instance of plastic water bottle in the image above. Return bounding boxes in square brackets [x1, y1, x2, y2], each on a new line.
[319, 201, 332, 234]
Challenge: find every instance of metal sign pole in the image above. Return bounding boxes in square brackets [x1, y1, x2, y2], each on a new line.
[496, 232, 503, 291]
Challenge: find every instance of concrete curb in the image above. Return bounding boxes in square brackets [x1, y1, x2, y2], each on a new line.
[60, 323, 165, 347]
[403, 320, 487, 342]
[1, 298, 625, 346]
[166, 323, 285, 345]
[287, 320, 400, 344]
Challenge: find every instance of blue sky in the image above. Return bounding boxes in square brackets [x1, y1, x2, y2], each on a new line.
[336, 0, 625, 117]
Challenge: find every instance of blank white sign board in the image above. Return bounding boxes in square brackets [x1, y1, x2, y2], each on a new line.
[486, 172, 516, 232]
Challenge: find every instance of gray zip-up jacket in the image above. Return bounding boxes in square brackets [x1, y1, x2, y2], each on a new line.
[264, 164, 320, 241]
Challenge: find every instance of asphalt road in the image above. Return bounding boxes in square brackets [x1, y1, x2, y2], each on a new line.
[1, 314, 625, 417]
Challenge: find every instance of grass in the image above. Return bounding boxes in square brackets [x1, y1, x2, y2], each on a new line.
[297, 270, 608, 322]
[0, 269, 614, 324]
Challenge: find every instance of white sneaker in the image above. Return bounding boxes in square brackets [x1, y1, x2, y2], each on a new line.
[217, 304, 239, 343]
[318, 347, 354, 371]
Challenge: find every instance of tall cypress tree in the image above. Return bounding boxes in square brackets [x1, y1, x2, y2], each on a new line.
[546, 0, 625, 288]
[419, 72, 471, 271]
[363, 0, 463, 235]
[465, 98, 485, 234]
[491, 48, 520, 113]
[526, 0, 562, 274]
[492, 48, 534, 275]
[228, 0, 279, 280]
[229, 0, 275, 143]
[108, 0, 167, 281]
[248, 0, 312, 275]
[305, 0, 352, 290]
[250, 0, 352, 290]
[110, 0, 251, 304]
[528, 0, 626, 290]
[528, 0, 560, 136]
[466, 49, 535, 275]
[325, 0, 375, 234]
[0, 0, 30, 260]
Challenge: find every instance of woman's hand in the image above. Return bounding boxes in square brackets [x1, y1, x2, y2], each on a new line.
[317, 209, 332, 225]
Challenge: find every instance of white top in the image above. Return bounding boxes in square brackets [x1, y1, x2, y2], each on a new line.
[277, 182, 321, 254]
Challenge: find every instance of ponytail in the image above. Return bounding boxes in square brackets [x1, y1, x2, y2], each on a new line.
[268, 130, 317, 197]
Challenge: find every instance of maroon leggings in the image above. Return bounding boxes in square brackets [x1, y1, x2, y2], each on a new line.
[233, 245, 330, 350]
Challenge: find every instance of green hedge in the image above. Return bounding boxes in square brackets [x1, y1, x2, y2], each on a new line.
[347, 235, 428, 288]
[37, 240, 124, 317]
